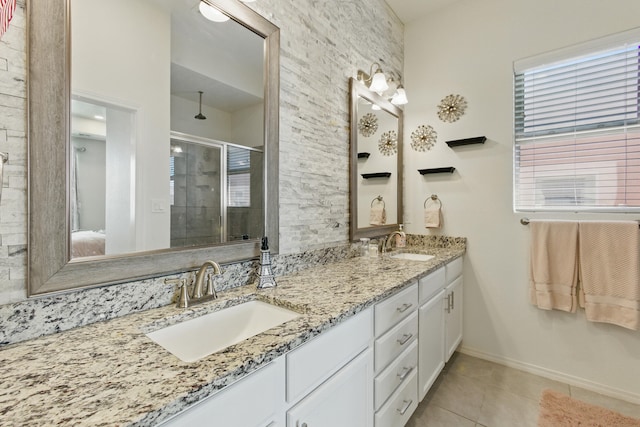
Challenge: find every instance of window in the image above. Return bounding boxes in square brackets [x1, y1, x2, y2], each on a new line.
[227, 146, 251, 207]
[513, 29, 640, 211]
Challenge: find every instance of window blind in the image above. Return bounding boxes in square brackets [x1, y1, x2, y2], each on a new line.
[227, 146, 251, 207]
[514, 33, 640, 211]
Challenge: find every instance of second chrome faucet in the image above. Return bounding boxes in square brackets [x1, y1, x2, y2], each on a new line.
[166, 260, 222, 308]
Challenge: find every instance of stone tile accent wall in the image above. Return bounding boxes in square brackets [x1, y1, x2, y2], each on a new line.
[0, 0, 403, 344]
[0, 0, 26, 305]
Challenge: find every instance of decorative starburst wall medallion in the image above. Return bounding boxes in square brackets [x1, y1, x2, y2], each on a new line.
[378, 130, 397, 156]
[437, 94, 467, 123]
[410, 125, 437, 152]
[358, 113, 378, 137]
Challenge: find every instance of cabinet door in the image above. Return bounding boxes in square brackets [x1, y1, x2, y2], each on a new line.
[287, 349, 373, 427]
[418, 289, 445, 401]
[444, 276, 463, 361]
[159, 357, 285, 427]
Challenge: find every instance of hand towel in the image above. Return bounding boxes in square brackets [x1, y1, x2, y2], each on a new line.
[529, 220, 579, 313]
[369, 203, 386, 226]
[424, 204, 442, 228]
[578, 221, 640, 330]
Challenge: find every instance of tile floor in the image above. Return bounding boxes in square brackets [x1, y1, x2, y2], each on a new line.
[407, 352, 640, 427]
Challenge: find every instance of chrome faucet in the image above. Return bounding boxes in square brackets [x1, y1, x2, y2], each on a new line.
[165, 260, 222, 308]
[382, 231, 404, 253]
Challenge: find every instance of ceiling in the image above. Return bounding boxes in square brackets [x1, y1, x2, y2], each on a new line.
[385, 0, 464, 23]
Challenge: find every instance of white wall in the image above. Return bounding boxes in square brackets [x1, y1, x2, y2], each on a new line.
[404, 0, 640, 401]
[71, 0, 171, 252]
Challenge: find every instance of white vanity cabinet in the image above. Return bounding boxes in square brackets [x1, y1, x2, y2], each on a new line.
[444, 257, 464, 362]
[155, 256, 464, 427]
[158, 356, 286, 427]
[286, 348, 373, 427]
[417, 267, 446, 401]
[373, 282, 419, 427]
[285, 307, 374, 427]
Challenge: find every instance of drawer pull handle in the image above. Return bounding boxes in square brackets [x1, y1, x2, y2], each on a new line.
[397, 399, 413, 415]
[397, 333, 413, 345]
[397, 366, 413, 380]
[451, 290, 455, 310]
[396, 303, 413, 313]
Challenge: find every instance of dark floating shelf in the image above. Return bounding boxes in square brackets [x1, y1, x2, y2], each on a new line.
[357, 152, 371, 159]
[418, 167, 456, 175]
[446, 136, 487, 147]
[361, 172, 392, 179]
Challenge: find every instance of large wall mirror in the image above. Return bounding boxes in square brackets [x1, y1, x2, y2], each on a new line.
[349, 77, 403, 241]
[27, 0, 279, 296]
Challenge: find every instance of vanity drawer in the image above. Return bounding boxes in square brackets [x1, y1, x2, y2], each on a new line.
[446, 257, 463, 283]
[375, 368, 418, 427]
[374, 310, 418, 372]
[374, 339, 417, 411]
[375, 282, 418, 337]
[286, 307, 373, 403]
[418, 267, 445, 303]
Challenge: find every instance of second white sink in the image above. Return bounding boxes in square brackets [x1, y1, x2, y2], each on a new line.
[390, 253, 435, 261]
[146, 300, 300, 362]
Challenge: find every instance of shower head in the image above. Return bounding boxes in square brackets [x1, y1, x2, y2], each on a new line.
[195, 91, 207, 120]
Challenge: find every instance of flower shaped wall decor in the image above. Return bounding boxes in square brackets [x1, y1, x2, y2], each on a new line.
[378, 130, 397, 156]
[358, 113, 378, 137]
[437, 94, 467, 123]
[410, 125, 437, 152]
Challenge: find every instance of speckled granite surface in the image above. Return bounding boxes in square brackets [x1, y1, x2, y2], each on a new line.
[0, 243, 464, 427]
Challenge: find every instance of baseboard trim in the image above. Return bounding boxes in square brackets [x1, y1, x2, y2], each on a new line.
[458, 346, 640, 405]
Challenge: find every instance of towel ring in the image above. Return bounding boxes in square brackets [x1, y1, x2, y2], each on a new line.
[371, 195, 385, 208]
[424, 194, 442, 209]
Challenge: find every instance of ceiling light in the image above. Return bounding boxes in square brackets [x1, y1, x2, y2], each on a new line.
[199, 1, 230, 22]
[195, 91, 207, 120]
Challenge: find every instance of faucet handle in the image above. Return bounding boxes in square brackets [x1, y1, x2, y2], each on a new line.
[205, 272, 218, 299]
[165, 278, 190, 308]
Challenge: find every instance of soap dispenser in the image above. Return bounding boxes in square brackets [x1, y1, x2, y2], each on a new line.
[257, 236, 277, 289]
[396, 224, 406, 248]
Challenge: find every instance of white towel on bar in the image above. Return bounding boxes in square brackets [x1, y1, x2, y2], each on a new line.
[578, 221, 640, 330]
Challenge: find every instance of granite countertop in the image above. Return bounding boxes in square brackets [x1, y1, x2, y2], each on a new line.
[0, 245, 464, 426]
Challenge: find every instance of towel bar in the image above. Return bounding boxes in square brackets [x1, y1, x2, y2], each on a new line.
[424, 194, 442, 209]
[520, 217, 640, 228]
[371, 195, 385, 208]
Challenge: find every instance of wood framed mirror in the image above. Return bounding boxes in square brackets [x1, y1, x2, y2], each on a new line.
[27, 0, 279, 296]
[349, 77, 403, 241]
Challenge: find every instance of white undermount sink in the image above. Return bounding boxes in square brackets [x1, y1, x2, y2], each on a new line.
[146, 300, 300, 362]
[390, 253, 435, 262]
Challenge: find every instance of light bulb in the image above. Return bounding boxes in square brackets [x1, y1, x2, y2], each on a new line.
[391, 86, 408, 105]
[199, 1, 230, 22]
[369, 68, 389, 93]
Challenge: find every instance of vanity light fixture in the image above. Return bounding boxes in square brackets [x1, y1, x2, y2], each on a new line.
[358, 62, 388, 94]
[357, 62, 408, 105]
[199, 1, 230, 22]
